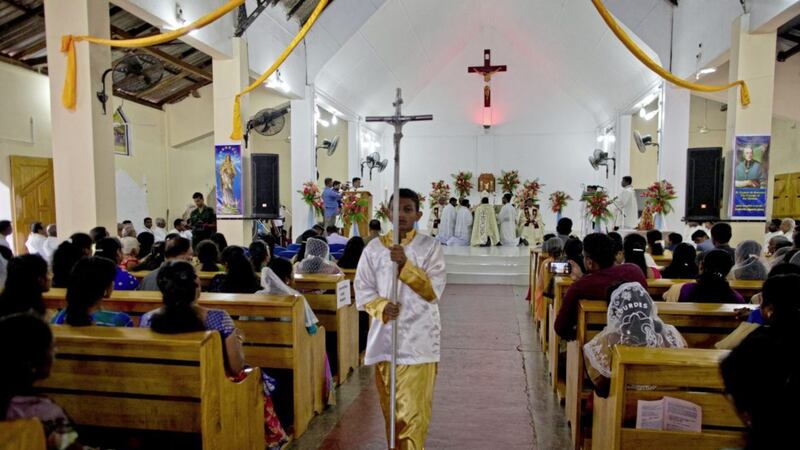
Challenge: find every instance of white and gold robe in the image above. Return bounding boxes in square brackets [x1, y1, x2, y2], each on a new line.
[470, 203, 500, 246]
[498, 203, 520, 246]
[355, 230, 446, 449]
[518, 206, 545, 246]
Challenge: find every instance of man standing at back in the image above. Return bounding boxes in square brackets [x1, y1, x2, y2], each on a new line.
[616, 176, 639, 230]
[322, 178, 342, 230]
[188, 192, 216, 247]
[554, 233, 648, 341]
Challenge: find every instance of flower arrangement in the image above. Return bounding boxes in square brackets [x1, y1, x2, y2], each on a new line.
[297, 181, 323, 216]
[640, 180, 678, 214]
[499, 170, 521, 194]
[341, 191, 369, 225]
[428, 180, 451, 208]
[581, 190, 614, 223]
[417, 193, 427, 208]
[549, 190, 572, 214]
[374, 201, 390, 221]
[451, 171, 474, 198]
[518, 178, 544, 202]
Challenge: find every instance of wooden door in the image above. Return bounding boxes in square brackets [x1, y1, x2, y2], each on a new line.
[773, 174, 790, 218]
[10, 156, 56, 253]
[791, 173, 800, 217]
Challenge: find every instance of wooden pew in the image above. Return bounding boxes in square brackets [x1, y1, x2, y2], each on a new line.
[591, 346, 745, 450]
[566, 300, 742, 450]
[130, 270, 222, 289]
[529, 248, 541, 319]
[548, 277, 762, 399]
[292, 273, 359, 385]
[651, 254, 672, 266]
[41, 289, 325, 438]
[0, 419, 46, 450]
[34, 327, 265, 449]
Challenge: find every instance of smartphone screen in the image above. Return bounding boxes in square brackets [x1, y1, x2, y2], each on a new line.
[549, 261, 572, 275]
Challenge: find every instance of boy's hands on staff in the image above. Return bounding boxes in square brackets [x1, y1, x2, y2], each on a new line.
[383, 302, 401, 322]
[390, 245, 408, 267]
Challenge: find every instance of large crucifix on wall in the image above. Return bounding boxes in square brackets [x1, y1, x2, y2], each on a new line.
[467, 49, 507, 129]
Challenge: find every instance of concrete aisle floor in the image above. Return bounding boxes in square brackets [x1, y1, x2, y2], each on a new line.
[288, 284, 571, 450]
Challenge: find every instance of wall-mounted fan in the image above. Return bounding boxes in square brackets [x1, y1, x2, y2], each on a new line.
[634, 130, 660, 154]
[97, 52, 164, 114]
[244, 105, 290, 147]
[361, 152, 388, 180]
[316, 136, 339, 156]
[588, 148, 616, 178]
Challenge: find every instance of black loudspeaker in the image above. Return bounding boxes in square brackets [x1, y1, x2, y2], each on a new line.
[251, 154, 280, 218]
[685, 147, 723, 221]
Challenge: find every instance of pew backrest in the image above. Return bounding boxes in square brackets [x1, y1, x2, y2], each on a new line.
[591, 346, 745, 450]
[0, 419, 45, 450]
[34, 327, 264, 449]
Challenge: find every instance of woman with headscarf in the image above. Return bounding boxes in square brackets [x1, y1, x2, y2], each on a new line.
[583, 282, 687, 397]
[295, 237, 343, 275]
[731, 240, 769, 281]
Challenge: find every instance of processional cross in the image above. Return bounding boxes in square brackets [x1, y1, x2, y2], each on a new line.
[365, 89, 432, 449]
[467, 49, 507, 129]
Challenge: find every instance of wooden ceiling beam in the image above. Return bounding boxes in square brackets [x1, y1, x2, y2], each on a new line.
[158, 80, 211, 105]
[15, 39, 46, 59]
[0, 52, 33, 70]
[110, 26, 212, 81]
[0, 4, 43, 37]
[112, 89, 163, 110]
[136, 71, 192, 97]
[23, 55, 46, 66]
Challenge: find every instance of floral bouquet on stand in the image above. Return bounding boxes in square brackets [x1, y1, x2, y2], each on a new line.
[298, 181, 323, 217]
[417, 193, 427, 208]
[499, 170, 521, 195]
[374, 201, 390, 221]
[341, 191, 369, 236]
[452, 171, 474, 199]
[640, 180, 677, 229]
[428, 180, 451, 208]
[581, 190, 614, 229]
[549, 191, 572, 220]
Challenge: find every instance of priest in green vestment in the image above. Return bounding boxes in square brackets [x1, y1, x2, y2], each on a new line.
[471, 197, 500, 246]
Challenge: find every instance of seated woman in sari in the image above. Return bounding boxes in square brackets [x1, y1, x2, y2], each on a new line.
[584, 282, 687, 397]
[664, 249, 744, 303]
[52, 256, 133, 327]
[139, 261, 287, 448]
[295, 238, 343, 275]
[533, 237, 564, 322]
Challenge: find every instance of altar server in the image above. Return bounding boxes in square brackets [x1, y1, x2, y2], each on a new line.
[447, 198, 472, 246]
[434, 198, 457, 243]
[498, 193, 520, 246]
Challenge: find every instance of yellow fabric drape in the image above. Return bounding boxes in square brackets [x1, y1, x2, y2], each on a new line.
[61, 0, 244, 110]
[230, 0, 329, 140]
[591, 0, 750, 107]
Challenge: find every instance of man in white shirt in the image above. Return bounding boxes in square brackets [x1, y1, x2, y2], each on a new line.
[326, 226, 349, 246]
[42, 224, 59, 264]
[763, 219, 784, 252]
[25, 222, 47, 255]
[498, 193, 520, 246]
[141, 217, 155, 236]
[153, 218, 168, 242]
[615, 176, 639, 230]
[780, 218, 796, 241]
[169, 218, 193, 241]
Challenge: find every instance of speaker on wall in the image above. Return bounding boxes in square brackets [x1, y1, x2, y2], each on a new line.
[685, 147, 723, 221]
[251, 154, 280, 218]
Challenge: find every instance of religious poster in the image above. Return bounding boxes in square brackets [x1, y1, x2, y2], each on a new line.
[215, 144, 243, 217]
[730, 135, 770, 219]
[112, 108, 130, 156]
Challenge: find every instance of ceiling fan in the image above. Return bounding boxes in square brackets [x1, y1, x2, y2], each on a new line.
[588, 148, 616, 178]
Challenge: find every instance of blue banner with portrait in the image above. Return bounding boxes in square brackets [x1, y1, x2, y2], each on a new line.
[730, 135, 770, 220]
[215, 144, 243, 217]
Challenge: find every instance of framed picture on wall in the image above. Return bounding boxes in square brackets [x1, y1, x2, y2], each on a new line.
[113, 107, 131, 156]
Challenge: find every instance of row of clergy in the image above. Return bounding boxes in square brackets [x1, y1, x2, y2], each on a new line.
[427, 194, 544, 247]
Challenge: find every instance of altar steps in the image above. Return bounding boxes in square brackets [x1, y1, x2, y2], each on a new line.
[443, 247, 529, 285]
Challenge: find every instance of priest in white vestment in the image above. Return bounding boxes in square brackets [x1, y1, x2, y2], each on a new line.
[518, 198, 545, 246]
[435, 198, 457, 244]
[498, 193, 520, 246]
[615, 176, 639, 230]
[447, 199, 473, 246]
[471, 198, 500, 246]
[355, 188, 446, 449]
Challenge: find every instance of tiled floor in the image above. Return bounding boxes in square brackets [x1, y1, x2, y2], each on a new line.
[288, 284, 571, 450]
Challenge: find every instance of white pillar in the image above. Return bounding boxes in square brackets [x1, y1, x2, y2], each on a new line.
[290, 85, 317, 236]
[658, 84, 691, 232]
[347, 118, 361, 181]
[212, 38, 249, 246]
[44, 0, 116, 236]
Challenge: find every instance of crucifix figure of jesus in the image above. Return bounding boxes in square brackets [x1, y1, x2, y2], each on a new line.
[364, 88, 433, 449]
[468, 49, 507, 128]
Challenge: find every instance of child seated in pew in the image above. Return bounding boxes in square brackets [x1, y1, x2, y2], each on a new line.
[139, 261, 288, 448]
[119, 237, 139, 272]
[584, 282, 687, 397]
[0, 254, 50, 319]
[51, 257, 133, 327]
[533, 237, 564, 322]
[721, 273, 800, 449]
[1, 313, 85, 449]
[207, 246, 261, 294]
[93, 238, 138, 291]
[663, 249, 744, 303]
